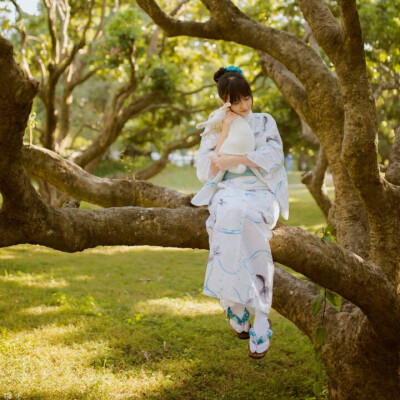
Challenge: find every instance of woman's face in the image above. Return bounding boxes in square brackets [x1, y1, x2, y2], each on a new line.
[220, 94, 252, 117]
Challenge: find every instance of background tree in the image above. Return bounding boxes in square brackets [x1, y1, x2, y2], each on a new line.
[0, 0, 214, 204]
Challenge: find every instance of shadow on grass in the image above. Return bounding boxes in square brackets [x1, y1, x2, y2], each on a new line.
[0, 245, 317, 400]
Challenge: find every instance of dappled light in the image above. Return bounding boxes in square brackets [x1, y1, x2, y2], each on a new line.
[135, 296, 222, 316]
[0, 237, 316, 399]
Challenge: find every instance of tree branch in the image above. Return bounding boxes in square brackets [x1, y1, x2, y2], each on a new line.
[0, 204, 210, 252]
[22, 145, 192, 209]
[43, 0, 60, 63]
[335, 1, 388, 224]
[295, 0, 344, 60]
[70, 92, 159, 168]
[136, 0, 224, 40]
[176, 83, 214, 96]
[270, 222, 400, 342]
[273, 265, 338, 339]
[69, 66, 100, 91]
[258, 51, 310, 121]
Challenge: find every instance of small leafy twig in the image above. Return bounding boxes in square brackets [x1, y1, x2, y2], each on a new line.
[26, 112, 38, 146]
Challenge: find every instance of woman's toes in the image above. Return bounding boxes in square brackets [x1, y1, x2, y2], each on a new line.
[249, 340, 257, 353]
[249, 338, 270, 354]
[230, 319, 247, 333]
[256, 338, 270, 353]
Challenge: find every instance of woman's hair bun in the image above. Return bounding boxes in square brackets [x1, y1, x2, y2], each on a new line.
[213, 67, 228, 83]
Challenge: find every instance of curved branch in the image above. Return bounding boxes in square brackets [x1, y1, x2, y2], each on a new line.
[273, 265, 338, 339]
[22, 145, 192, 208]
[296, 0, 344, 60]
[43, 0, 60, 63]
[335, 5, 387, 223]
[137, 0, 223, 40]
[70, 92, 159, 168]
[258, 51, 310, 121]
[1, 204, 209, 252]
[270, 222, 400, 342]
[176, 83, 214, 96]
[69, 66, 100, 91]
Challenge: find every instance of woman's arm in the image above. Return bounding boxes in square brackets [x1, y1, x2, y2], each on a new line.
[245, 115, 285, 178]
[215, 114, 284, 174]
[210, 124, 229, 175]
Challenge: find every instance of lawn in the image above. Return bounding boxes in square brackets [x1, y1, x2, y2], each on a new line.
[0, 166, 333, 400]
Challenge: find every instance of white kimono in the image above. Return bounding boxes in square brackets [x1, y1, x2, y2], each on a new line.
[191, 109, 289, 315]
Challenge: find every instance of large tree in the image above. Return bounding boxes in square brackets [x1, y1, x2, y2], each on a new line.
[1, 0, 400, 399]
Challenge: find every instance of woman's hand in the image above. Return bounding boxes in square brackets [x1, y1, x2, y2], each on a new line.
[221, 109, 240, 133]
[211, 153, 239, 171]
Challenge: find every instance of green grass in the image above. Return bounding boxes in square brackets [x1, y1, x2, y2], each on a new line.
[150, 165, 204, 195]
[0, 167, 333, 399]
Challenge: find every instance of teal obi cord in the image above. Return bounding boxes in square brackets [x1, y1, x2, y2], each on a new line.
[222, 166, 256, 181]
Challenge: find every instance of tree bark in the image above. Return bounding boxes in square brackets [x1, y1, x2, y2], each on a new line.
[22, 144, 192, 208]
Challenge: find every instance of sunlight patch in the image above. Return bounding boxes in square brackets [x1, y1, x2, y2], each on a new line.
[0, 250, 17, 259]
[0, 273, 69, 288]
[134, 296, 221, 316]
[83, 246, 202, 254]
[0, 330, 179, 398]
[18, 306, 61, 316]
[70, 275, 94, 282]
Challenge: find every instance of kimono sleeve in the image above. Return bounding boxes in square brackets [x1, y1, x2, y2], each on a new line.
[195, 113, 218, 184]
[195, 134, 218, 184]
[246, 114, 284, 179]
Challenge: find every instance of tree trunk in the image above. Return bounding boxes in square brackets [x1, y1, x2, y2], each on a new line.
[323, 311, 399, 400]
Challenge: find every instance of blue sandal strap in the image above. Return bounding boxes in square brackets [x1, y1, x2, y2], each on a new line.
[249, 326, 273, 345]
[226, 307, 250, 325]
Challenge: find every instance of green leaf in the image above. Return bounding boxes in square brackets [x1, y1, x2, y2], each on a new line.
[314, 348, 322, 363]
[325, 225, 335, 234]
[315, 359, 324, 374]
[311, 292, 324, 316]
[315, 325, 326, 347]
[313, 381, 323, 397]
[326, 289, 341, 309]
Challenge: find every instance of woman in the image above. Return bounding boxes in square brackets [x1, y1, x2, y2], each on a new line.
[191, 66, 289, 359]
